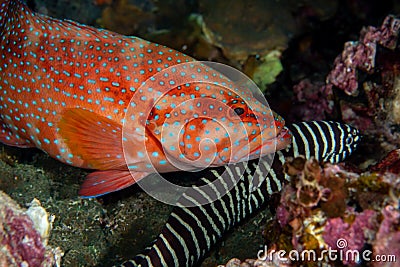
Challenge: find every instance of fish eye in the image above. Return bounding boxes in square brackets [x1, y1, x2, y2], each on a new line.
[346, 136, 353, 145]
[234, 107, 245, 116]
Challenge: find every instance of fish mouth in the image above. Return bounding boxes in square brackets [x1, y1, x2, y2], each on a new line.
[255, 126, 291, 153]
[229, 126, 292, 163]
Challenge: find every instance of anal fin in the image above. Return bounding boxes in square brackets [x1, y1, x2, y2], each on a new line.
[79, 170, 150, 197]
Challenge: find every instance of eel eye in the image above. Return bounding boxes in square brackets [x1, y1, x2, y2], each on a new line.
[233, 107, 245, 115]
[346, 136, 353, 145]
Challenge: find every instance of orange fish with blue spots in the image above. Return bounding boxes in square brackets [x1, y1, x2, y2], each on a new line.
[0, 0, 292, 197]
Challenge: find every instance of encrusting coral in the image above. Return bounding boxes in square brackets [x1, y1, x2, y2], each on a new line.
[0, 191, 62, 267]
[290, 15, 400, 160]
[326, 15, 400, 96]
[219, 154, 400, 267]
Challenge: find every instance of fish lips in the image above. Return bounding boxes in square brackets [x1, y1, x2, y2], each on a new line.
[222, 126, 292, 164]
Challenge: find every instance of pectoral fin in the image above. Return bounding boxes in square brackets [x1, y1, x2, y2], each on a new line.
[59, 108, 141, 170]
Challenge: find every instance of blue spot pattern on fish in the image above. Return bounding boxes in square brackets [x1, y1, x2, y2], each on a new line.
[0, 0, 291, 197]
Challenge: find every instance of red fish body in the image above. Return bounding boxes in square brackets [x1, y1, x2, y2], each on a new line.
[0, 0, 291, 196]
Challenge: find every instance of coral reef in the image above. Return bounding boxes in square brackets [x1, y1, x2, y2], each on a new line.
[291, 80, 334, 121]
[322, 209, 378, 265]
[373, 205, 400, 267]
[371, 149, 400, 174]
[0, 144, 175, 266]
[289, 14, 400, 180]
[333, 15, 400, 154]
[290, 15, 400, 129]
[220, 155, 400, 267]
[0, 191, 62, 267]
[326, 15, 400, 96]
[0, 1, 398, 267]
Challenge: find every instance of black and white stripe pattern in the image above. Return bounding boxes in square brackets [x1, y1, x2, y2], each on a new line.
[287, 121, 360, 164]
[120, 121, 360, 267]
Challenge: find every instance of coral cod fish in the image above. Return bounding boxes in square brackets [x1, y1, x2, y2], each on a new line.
[0, 0, 291, 197]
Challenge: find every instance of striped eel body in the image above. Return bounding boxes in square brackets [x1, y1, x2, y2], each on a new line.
[121, 121, 360, 267]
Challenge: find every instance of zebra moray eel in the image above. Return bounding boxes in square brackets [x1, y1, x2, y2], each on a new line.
[120, 121, 360, 267]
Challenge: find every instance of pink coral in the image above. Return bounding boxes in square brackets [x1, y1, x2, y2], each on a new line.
[372, 205, 400, 267]
[2, 208, 46, 266]
[340, 102, 374, 132]
[223, 156, 400, 267]
[323, 208, 378, 265]
[291, 79, 334, 121]
[0, 191, 60, 267]
[278, 157, 350, 224]
[327, 15, 400, 95]
[371, 149, 400, 175]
